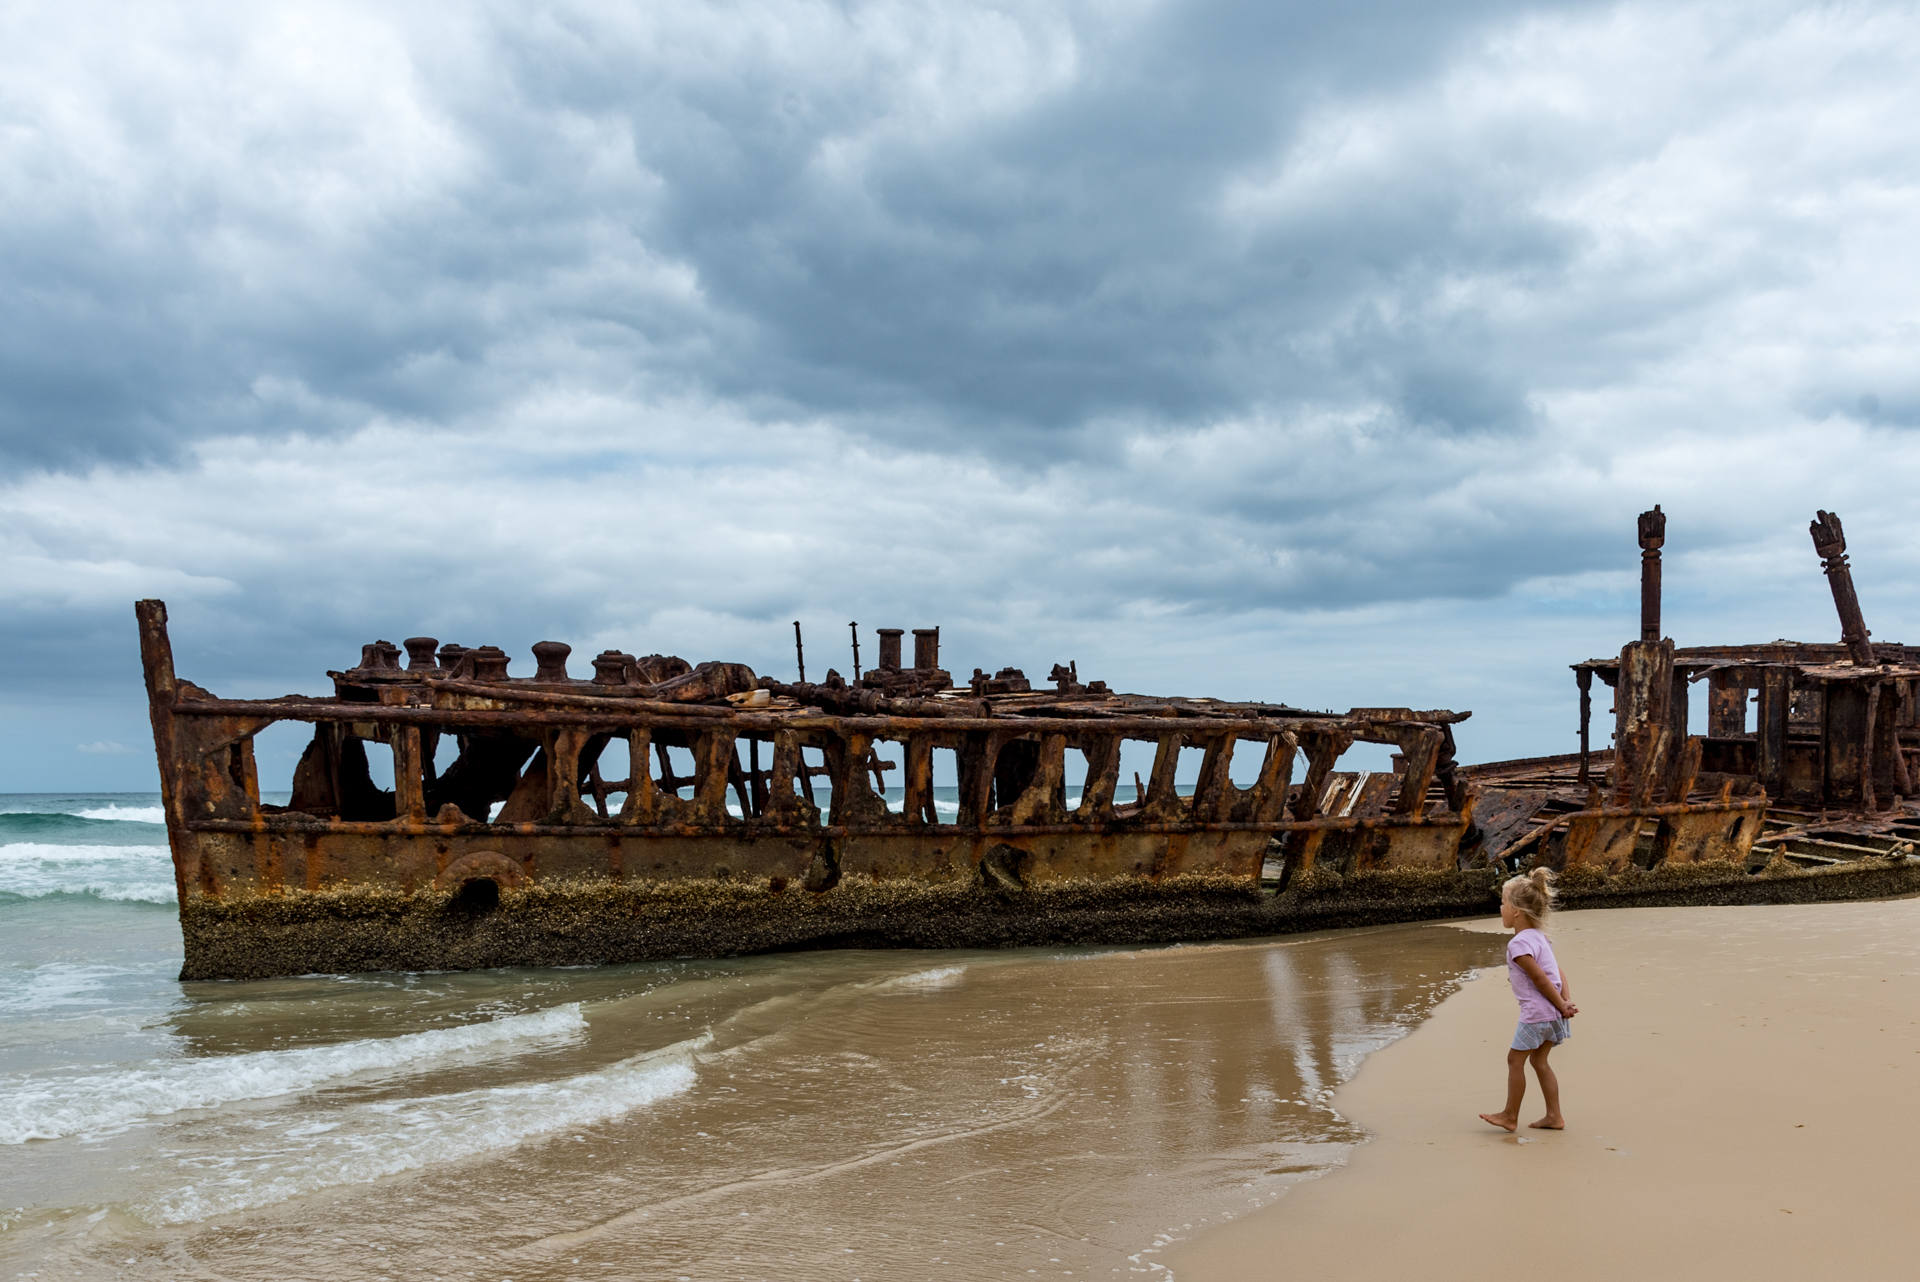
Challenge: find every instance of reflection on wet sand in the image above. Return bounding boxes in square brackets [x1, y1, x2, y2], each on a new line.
[6, 922, 1500, 1281]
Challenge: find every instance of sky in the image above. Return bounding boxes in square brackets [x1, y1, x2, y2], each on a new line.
[4, 0, 1920, 791]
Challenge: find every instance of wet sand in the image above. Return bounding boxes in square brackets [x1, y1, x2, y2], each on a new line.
[1167, 899, 1920, 1280]
[3, 920, 1504, 1280]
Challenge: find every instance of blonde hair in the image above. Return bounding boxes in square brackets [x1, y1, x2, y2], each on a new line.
[1502, 867, 1556, 931]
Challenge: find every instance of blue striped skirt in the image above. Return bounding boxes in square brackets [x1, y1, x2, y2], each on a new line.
[1512, 1017, 1573, 1050]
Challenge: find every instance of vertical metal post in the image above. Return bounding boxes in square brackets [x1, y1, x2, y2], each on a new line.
[850, 621, 861, 681]
[1576, 667, 1593, 784]
[793, 621, 806, 684]
[135, 599, 191, 906]
[1756, 667, 1790, 800]
[1638, 504, 1665, 642]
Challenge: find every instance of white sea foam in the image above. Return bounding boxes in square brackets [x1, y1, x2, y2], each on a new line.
[872, 965, 967, 991]
[0, 842, 177, 903]
[73, 805, 167, 825]
[0, 962, 163, 1016]
[0, 1003, 588, 1144]
[142, 1033, 705, 1222]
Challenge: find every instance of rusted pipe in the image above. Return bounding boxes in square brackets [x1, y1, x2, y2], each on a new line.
[1811, 510, 1876, 666]
[1638, 504, 1664, 642]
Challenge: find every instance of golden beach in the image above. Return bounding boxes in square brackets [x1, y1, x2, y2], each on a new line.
[1168, 899, 1920, 1280]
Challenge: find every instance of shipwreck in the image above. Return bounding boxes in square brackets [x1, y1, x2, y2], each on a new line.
[139, 609, 1484, 979]
[1466, 508, 1920, 878]
[138, 508, 1920, 981]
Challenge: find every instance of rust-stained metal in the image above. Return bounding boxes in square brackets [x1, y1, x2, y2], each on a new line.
[1478, 507, 1920, 878]
[139, 600, 1484, 979]
[1638, 503, 1665, 642]
[1811, 509, 1877, 667]
[137, 505, 1920, 982]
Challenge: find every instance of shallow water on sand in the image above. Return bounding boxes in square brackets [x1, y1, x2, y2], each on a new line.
[2, 793, 1502, 1280]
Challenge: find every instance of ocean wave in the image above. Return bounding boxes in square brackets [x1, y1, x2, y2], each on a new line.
[141, 1032, 704, 1222]
[0, 961, 169, 1016]
[0, 812, 168, 847]
[0, 1003, 589, 1145]
[73, 804, 167, 825]
[0, 843, 177, 904]
[869, 965, 967, 991]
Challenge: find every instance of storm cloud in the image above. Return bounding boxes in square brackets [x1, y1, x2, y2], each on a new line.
[5, 0, 1920, 786]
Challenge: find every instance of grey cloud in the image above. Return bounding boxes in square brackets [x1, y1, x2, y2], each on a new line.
[0, 0, 1609, 470]
[8, 0, 1920, 792]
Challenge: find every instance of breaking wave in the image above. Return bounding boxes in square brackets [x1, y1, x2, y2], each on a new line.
[0, 1003, 588, 1144]
[141, 1032, 705, 1222]
[0, 812, 166, 845]
[0, 843, 176, 904]
[870, 965, 968, 991]
[0, 961, 170, 1017]
[73, 804, 168, 825]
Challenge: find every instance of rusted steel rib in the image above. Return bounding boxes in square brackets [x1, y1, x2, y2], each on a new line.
[141, 598, 1495, 980]
[1810, 510, 1877, 668]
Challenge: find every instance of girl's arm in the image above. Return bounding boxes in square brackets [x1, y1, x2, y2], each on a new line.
[1514, 955, 1578, 1018]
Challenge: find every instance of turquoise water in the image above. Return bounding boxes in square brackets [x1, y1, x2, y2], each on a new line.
[1, 792, 1499, 1280]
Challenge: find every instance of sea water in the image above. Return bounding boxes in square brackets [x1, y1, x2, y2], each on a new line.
[0, 792, 1501, 1280]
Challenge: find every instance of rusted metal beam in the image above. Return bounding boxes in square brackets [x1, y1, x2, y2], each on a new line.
[1576, 667, 1593, 784]
[135, 600, 194, 907]
[1612, 639, 1673, 802]
[1810, 510, 1877, 667]
[166, 697, 1440, 743]
[182, 812, 1474, 838]
[1638, 504, 1664, 642]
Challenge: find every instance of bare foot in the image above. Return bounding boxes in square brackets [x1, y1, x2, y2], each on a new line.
[1479, 1113, 1518, 1132]
[1527, 1117, 1565, 1130]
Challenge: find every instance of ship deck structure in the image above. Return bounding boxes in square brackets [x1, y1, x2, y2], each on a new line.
[138, 508, 1920, 980]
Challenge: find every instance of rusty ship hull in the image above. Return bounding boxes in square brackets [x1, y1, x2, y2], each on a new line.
[140, 604, 1497, 980]
[139, 507, 1920, 982]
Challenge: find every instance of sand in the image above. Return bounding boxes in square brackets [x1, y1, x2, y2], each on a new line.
[1165, 899, 1920, 1281]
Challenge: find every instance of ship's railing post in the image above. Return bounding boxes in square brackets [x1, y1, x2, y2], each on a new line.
[393, 726, 427, 823]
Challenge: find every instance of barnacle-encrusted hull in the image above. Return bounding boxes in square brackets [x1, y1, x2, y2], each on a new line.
[172, 856, 1920, 982]
[139, 601, 1492, 980]
[142, 504, 1920, 987]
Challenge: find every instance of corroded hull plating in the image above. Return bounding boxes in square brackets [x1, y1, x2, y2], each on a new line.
[139, 601, 1483, 980]
[142, 512, 1919, 986]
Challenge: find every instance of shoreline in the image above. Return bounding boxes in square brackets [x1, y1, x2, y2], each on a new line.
[171, 854, 1920, 980]
[1165, 897, 1920, 1279]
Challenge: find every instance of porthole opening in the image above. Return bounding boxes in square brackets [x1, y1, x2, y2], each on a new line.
[453, 876, 501, 914]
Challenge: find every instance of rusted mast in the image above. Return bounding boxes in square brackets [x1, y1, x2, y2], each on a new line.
[1638, 504, 1664, 641]
[850, 621, 862, 681]
[1810, 510, 1877, 667]
[793, 621, 807, 683]
[1613, 506, 1674, 801]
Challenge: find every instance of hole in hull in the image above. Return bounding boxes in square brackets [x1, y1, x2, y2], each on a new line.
[453, 877, 501, 914]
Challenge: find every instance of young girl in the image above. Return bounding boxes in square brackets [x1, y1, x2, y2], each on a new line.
[1479, 868, 1577, 1132]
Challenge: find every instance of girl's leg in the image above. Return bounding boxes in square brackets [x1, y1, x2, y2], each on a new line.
[1478, 1048, 1529, 1131]
[1526, 1042, 1564, 1129]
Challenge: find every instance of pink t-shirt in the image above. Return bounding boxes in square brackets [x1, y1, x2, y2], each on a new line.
[1506, 928, 1564, 1024]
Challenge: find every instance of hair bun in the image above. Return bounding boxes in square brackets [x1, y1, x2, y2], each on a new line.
[1502, 867, 1557, 928]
